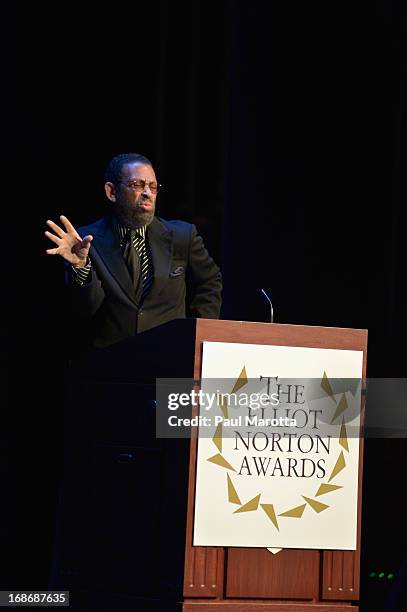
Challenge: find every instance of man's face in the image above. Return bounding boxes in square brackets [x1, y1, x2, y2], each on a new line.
[105, 162, 158, 228]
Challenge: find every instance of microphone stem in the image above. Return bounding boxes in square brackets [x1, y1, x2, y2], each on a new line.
[260, 289, 274, 323]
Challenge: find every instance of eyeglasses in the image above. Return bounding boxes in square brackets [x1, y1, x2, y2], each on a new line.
[120, 179, 162, 194]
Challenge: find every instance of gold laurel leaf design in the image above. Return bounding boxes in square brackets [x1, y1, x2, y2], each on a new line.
[315, 483, 343, 497]
[331, 393, 348, 423]
[234, 494, 261, 513]
[321, 371, 337, 403]
[231, 366, 248, 394]
[279, 503, 307, 518]
[261, 504, 279, 530]
[339, 417, 349, 452]
[212, 422, 223, 453]
[328, 451, 346, 482]
[218, 394, 229, 419]
[302, 496, 330, 513]
[227, 474, 241, 505]
[207, 453, 235, 471]
[205, 367, 349, 531]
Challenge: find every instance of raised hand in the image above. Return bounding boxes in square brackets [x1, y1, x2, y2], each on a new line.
[45, 215, 93, 267]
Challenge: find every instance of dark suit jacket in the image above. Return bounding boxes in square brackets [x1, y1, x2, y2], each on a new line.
[66, 215, 222, 348]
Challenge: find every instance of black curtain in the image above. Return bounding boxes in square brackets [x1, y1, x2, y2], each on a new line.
[8, 0, 407, 608]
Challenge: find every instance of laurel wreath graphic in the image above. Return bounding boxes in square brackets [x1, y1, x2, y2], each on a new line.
[205, 368, 352, 531]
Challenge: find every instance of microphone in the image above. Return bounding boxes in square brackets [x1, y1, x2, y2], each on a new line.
[260, 288, 274, 323]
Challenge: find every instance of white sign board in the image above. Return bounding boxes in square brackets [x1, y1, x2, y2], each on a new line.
[193, 342, 363, 550]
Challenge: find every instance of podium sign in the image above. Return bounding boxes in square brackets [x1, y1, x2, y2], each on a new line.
[193, 341, 363, 550]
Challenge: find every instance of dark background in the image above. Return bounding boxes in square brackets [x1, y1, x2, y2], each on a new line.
[8, 1, 407, 610]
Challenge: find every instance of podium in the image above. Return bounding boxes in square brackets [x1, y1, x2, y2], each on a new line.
[55, 318, 367, 611]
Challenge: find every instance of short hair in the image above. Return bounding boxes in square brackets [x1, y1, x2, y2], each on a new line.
[104, 153, 153, 184]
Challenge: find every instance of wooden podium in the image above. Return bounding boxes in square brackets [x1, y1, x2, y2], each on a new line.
[182, 319, 367, 612]
[56, 318, 367, 611]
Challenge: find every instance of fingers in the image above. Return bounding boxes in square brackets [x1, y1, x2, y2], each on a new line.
[46, 219, 65, 238]
[81, 235, 93, 247]
[46, 248, 59, 255]
[60, 215, 78, 235]
[44, 230, 62, 245]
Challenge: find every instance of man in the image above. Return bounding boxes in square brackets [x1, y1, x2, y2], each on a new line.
[45, 153, 222, 348]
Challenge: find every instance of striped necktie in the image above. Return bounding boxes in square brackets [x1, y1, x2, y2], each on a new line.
[123, 227, 154, 303]
[132, 228, 153, 303]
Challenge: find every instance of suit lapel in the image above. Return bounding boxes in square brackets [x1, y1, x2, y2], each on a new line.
[91, 216, 138, 305]
[145, 217, 172, 303]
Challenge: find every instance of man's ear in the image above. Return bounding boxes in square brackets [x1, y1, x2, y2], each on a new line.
[104, 182, 116, 202]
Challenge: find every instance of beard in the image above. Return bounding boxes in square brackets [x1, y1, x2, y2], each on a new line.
[114, 197, 155, 229]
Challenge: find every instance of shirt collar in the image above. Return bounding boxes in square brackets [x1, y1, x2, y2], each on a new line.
[112, 216, 146, 245]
